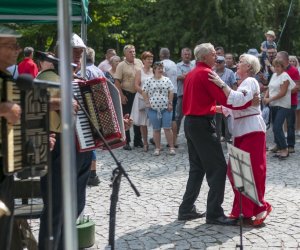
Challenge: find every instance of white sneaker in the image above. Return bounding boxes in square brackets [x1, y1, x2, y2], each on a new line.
[169, 148, 176, 155]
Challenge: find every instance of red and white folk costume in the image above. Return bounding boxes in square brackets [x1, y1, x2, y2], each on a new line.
[222, 76, 271, 219]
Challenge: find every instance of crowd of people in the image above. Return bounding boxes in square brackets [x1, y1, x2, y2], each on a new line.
[1, 24, 300, 250]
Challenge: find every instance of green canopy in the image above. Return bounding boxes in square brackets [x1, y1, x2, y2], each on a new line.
[0, 0, 90, 23]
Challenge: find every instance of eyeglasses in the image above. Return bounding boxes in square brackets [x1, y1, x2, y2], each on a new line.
[216, 60, 224, 64]
[0, 43, 21, 50]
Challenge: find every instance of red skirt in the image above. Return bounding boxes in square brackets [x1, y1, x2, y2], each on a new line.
[228, 131, 271, 218]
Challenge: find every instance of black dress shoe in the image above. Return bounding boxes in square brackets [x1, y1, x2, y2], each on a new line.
[123, 144, 132, 150]
[134, 141, 144, 148]
[206, 215, 237, 226]
[178, 211, 206, 221]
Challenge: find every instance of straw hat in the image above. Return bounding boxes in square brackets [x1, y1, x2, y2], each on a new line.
[265, 30, 276, 38]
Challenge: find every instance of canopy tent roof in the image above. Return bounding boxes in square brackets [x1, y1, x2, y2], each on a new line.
[0, 0, 90, 23]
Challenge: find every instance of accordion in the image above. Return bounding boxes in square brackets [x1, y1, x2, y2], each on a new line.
[0, 73, 49, 176]
[73, 77, 126, 152]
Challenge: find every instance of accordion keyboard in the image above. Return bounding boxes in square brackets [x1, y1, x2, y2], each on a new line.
[73, 82, 96, 151]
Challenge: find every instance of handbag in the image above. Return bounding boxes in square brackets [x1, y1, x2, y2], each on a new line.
[138, 96, 146, 111]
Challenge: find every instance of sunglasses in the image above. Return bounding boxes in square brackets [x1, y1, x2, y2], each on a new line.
[216, 60, 224, 64]
[153, 61, 163, 67]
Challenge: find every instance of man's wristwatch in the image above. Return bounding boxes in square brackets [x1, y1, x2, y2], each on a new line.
[220, 83, 226, 89]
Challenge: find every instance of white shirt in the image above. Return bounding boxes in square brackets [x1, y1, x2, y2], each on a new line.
[268, 72, 296, 109]
[98, 59, 111, 72]
[162, 59, 177, 94]
[223, 77, 266, 138]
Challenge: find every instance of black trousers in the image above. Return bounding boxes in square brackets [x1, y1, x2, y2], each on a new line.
[0, 163, 14, 250]
[39, 134, 92, 250]
[179, 116, 227, 219]
[122, 90, 141, 144]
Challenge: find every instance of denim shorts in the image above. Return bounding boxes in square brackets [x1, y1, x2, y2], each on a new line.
[91, 150, 97, 161]
[147, 108, 172, 130]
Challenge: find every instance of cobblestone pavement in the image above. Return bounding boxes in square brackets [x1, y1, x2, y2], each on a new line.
[82, 127, 300, 250]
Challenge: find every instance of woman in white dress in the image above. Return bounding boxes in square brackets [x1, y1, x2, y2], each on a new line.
[131, 51, 154, 151]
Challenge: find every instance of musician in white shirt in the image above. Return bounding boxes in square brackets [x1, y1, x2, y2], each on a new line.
[209, 53, 272, 226]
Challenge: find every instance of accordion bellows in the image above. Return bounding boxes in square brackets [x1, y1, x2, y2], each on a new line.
[73, 77, 126, 152]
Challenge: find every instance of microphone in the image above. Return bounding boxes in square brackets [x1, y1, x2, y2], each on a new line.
[16, 74, 61, 90]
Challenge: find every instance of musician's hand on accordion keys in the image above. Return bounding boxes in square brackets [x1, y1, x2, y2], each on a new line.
[0, 101, 21, 124]
[72, 99, 79, 114]
[49, 133, 56, 151]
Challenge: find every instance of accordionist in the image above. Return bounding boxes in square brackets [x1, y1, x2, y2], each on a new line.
[0, 26, 22, 250]
[37, 34, 94, 250]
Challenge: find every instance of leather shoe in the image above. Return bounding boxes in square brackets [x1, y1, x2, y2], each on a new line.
[123, 144, 132, 150]
[134, 141, 144, 148]
[178, 211, 206, 221]
[206, 215, 238, 226]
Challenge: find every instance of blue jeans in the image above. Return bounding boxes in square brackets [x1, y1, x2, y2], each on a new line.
[39, 134, 92, 250]
[271, 106, 290, 150]
[286, 105, 296, 148]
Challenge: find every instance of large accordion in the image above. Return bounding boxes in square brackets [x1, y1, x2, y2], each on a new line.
[73, 77, 126, 152]
[0, 73, 49, 176]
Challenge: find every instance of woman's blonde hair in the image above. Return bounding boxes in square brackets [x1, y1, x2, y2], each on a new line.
[239, 54, 261, 75]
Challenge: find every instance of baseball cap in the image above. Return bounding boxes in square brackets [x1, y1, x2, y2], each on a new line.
[0, 26, 22, 38]
[216, 56, 225, 62]
[71, 33, 86, 49]
[247, 48, 259, 57]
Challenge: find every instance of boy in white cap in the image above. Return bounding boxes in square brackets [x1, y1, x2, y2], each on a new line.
[260, 30, 277, 62]
[0, 25, 22, 250]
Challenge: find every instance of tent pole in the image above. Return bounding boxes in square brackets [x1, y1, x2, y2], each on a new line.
[80, 4, 87, 78]
[58, 0, 78, 250]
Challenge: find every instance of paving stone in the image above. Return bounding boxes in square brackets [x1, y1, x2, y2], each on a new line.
[29, 127, 300, 249]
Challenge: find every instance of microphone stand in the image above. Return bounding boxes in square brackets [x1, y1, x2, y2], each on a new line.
[236, 187, 244, 250]
[73, 95, 140, 250]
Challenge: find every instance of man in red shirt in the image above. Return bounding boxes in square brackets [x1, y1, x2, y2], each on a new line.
[276, 51, 300, 153]
[178, 43, 237, 225]
[18, 46, 38, 77]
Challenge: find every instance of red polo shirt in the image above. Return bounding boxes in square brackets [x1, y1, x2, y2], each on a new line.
[18, 58, 38, 78]
[286, 65, 300, 106]
[183, 62, 251, 116]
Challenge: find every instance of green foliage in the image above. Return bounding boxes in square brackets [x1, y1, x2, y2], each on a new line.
[9, 0, 300, 63]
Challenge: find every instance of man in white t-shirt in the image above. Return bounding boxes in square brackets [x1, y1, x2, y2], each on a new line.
[98, 48, 116, 72]
[160, 48, 178, 147]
